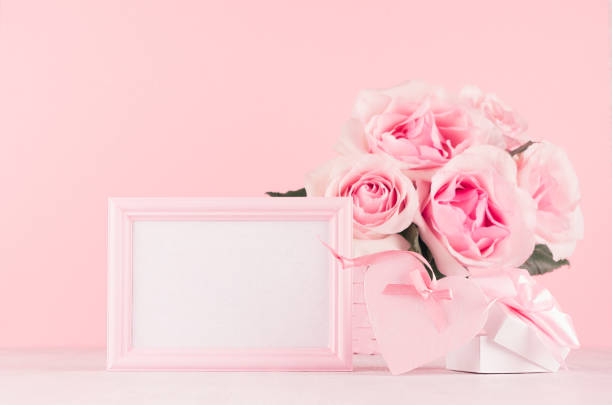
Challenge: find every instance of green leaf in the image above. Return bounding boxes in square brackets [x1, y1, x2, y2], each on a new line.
[399, 223, 421, 254]
[418, 237, 447, 281]
[519, 244, 569, 276]
[265, 188, 307, 197]
[508, 140, 536, 157]
[400, 223, 446, 280]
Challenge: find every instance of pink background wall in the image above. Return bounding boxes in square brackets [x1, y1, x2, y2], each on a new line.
[0, 0, 610, 348]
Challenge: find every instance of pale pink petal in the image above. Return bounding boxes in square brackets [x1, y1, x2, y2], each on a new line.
[414, 211, 468, 276]
[517, 142, 583, 260]
[335, 119, 369, 156]
[304, 158, 337, 197]
[353, 234, 411, 257]
[353, 91, 391, 123]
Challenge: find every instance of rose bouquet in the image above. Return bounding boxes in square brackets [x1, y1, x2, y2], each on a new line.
[267, 81, 582, 372]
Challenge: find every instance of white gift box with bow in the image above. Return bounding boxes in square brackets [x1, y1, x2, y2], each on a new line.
[447, 268, 579, 373]
[446, 302, 570, 373]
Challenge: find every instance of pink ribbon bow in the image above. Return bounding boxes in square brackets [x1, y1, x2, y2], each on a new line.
[383, 269, 454, 332]
[321, 241, 454, 332]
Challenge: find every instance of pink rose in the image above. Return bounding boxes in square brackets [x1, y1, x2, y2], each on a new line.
[336, 82, 496, 177]
[305, 154, 418, 239]
[460, 85, 528, 150]
[415, 145, 536, 275]
[516, 142, 583, 260]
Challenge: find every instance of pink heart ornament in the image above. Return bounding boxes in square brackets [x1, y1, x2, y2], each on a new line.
[363, 253, 489, 375]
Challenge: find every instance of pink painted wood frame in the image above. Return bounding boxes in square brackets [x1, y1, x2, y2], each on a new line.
[107, 197, 353, 371]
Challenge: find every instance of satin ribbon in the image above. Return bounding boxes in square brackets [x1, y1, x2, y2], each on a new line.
[383, 269, 454, 332]
[470, 268, 580, 364]
[321, 241, 454, 332]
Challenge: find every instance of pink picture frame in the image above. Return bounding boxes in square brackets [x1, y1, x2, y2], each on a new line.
[107, 197, 353, 371]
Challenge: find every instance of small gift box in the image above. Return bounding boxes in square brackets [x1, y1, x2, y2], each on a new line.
[446, 303, 569, 373]
[446, 269, 579, 373]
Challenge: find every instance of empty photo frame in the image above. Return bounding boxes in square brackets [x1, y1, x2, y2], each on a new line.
[107, 197, 353, 371]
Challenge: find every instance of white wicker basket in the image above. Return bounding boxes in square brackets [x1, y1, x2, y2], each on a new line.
[352, 266, 379, 354]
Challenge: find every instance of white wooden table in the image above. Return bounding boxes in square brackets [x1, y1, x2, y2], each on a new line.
[0, 349, 610, 404]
